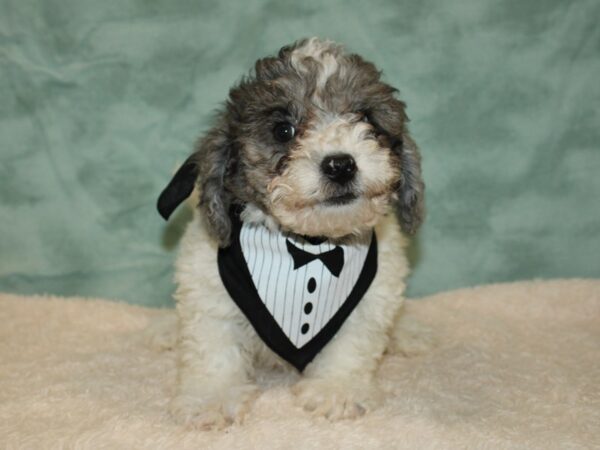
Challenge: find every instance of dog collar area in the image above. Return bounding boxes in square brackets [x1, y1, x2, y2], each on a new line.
[217, 210, 378, 371]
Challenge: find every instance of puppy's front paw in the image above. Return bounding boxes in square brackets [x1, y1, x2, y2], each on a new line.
[170, 385, 259, 430]
[292, 378, 382, 420]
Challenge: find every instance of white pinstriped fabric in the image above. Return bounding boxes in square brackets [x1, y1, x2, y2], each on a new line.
[239, 222, 371, 349]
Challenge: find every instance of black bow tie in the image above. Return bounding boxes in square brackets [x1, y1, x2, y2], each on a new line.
[285, 239, 344, 277]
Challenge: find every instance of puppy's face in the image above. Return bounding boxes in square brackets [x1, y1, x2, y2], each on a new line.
[158, 38, 424, 246]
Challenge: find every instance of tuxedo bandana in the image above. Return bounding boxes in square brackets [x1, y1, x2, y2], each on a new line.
[218, 209, 378, 371]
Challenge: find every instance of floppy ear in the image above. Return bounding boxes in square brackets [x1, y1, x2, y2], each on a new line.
[156, 126, 234, 247]
[368, 94, 425, 234]
[196, 127, 234, 247]
[394, 133, 425, 235]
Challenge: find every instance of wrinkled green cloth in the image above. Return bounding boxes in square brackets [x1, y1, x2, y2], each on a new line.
[1, 0, 599, 307]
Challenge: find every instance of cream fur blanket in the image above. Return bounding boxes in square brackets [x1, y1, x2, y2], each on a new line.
[1, 279, 599, 449]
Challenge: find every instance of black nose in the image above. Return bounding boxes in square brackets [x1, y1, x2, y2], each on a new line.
[321, 153, 357, 184]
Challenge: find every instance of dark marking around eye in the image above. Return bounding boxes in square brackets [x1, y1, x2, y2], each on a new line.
[274, 154, 290, 174]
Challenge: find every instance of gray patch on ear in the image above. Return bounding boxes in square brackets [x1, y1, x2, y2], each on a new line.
[396, 134, 425, 234]
[196, 121, 234, 247]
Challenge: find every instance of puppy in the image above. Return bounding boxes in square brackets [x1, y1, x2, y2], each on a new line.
[157, 37, 424, 429]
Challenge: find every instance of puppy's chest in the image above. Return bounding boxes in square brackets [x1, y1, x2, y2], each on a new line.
[217, 215, 378, 371]
[239, 223, 371, 348]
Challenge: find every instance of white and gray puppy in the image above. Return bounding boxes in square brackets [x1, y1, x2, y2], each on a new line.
[156, 37, 424, 429]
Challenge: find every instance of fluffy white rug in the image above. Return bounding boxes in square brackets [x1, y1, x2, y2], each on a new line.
[1, 279, 599, 449]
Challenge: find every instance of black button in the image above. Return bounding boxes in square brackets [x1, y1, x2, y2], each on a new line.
[307, 277, 316, 293]
[304, 302, 313, 314]
[301, 323, 309, 334]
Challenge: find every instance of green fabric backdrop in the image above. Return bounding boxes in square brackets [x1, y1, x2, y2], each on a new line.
[1, 0, 599, 307]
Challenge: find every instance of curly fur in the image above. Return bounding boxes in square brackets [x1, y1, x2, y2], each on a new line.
[157, 37, 426, 428]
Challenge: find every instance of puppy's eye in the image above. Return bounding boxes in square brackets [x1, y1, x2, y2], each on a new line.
[273, 122, 295, 143]
[361, 112, 371, 124]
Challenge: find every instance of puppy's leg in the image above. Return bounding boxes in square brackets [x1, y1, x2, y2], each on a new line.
[292, 215, 407, 420]
[292, 289, 399, 420]
[170, 304, 259, 429]
[170, 214, 259, 429]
